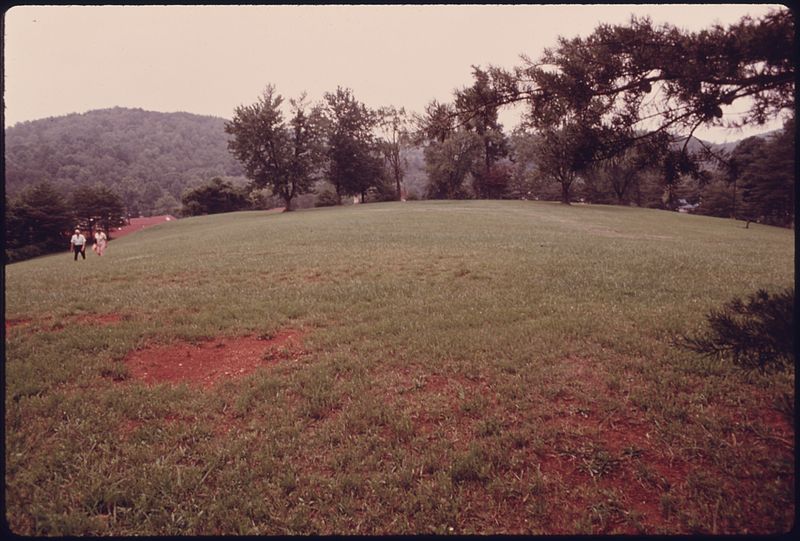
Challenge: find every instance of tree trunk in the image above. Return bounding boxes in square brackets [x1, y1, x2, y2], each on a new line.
[561, 181, 571, 204]
[283, 195, 294, 212]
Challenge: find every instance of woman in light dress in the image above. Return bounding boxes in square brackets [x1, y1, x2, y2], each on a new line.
[93, 230, 108, 256]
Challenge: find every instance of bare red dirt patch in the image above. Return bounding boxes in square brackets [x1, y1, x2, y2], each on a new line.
[5, 318, 33, 332]
[110, 215, 176, 239]
[123, 329, 305, 388]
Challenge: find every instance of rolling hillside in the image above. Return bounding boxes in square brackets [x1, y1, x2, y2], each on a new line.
[4, 201, 794, 535]
[4, 107, 246, 210]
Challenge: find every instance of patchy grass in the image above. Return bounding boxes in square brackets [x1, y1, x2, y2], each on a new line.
[4, 200, 794, 535]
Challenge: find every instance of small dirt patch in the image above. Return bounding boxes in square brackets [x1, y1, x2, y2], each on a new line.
[123, 329, 305, 388]
[5, 318, 33, 332]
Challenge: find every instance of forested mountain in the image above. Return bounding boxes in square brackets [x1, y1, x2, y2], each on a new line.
[4, 107, 245, 216]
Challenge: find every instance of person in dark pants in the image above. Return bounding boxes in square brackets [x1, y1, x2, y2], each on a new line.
[70, 229, 87, 260]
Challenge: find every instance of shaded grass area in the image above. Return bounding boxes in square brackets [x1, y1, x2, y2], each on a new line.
[5, 200, 794, 534]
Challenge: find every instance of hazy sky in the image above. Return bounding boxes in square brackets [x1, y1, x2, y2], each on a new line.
[3, 4, 786, 142]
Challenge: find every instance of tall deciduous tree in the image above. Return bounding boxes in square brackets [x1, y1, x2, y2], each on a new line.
[534, 111, 606, 205]
[225, 85, 324, 211]
[424, 130, 482, 199]
[456, 67, 510, 198]
[377, 106, 410, 201]
[323, 87, 384, 202]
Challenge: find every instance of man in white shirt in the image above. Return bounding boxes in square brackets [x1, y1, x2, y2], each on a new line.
[70, 229, 87, 260]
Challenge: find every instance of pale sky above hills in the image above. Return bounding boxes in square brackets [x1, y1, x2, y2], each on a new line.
[3, 4, 788, 143]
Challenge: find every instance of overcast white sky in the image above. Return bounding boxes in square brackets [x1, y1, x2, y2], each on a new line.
[3, 4, 787, 142]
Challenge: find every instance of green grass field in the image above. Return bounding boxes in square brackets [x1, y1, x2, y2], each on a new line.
[4, 200, 794, 534]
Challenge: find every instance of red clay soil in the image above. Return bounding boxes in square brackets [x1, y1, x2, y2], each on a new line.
[4, 318, 33, 332]
[110, 208, 285, 240]
[110, 215, 177, 239]
[123, 329, 304, 388]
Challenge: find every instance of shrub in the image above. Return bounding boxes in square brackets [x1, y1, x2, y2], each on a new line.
[683, 288, 794, 373]
[314, 188, 341, 207]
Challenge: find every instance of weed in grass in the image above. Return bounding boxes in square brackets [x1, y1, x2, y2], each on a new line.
[507, 428, 536, 451]
[99, 361, 130, 381]
[477, 417, 503, 438]
[298, 364, 339, 420]
[660, 493, 678, 518]
[587, 488, 635, 533]
[460, 393, 488, 417]
[278, 470, 298, 495]
[388, 413, 415, 443]
[573, 444, 621, 479]
[450, 445, 490, 485]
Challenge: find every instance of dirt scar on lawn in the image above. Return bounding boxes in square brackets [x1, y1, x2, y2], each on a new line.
[123, 329, 305, 389]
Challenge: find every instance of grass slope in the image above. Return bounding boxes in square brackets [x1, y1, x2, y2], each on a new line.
[4, 200, 794, 535]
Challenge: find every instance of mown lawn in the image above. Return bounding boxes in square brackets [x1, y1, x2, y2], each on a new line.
[4, 200, 794, 535]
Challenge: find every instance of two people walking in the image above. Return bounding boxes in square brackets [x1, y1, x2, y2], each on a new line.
[70, 228, 108, 260]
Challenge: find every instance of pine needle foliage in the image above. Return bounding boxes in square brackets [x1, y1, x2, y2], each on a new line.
[683, 288, 795, 373]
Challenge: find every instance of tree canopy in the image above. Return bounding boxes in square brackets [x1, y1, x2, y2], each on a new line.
[490, 8, 793, 157]
[323, 87, 385, 202]
[5, 183, 74, 262]
[225, 86, 326, 211]
[181, 177, 250, 217]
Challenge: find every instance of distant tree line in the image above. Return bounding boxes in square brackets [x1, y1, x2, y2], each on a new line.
[5, 182, 126, 263]
[407, 7, 793, 226]
[5, 8, 793, 240]
[224, 85, 400, 211]
[217, 8, 791, 225]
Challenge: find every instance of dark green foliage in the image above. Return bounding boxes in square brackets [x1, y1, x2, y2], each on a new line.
[737, 118, 794, 227]
[5, 183, 73, 263]
[512, 9, 793, 152]
[455, 67, 510, 198]
[694, 180, 738, 219]
[535, 120, 601, 204]
[324, 87, 384, 201]
[180, 178, 250, 216]
[225, 86, 325, 212]
[70, 184, 127, 236]
[684, 289, 795, 373]
[4, 107, 244, 215]
[366, 173, 398, 203]
[314, 187, 341, 207]
[424, 130, 481, 199]
[460, 8, 793, 209]
[695, 119, 795, 226]
[414, 100, 456, 145]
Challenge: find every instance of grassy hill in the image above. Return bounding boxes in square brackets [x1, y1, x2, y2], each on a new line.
[4, 201, 794, 535]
